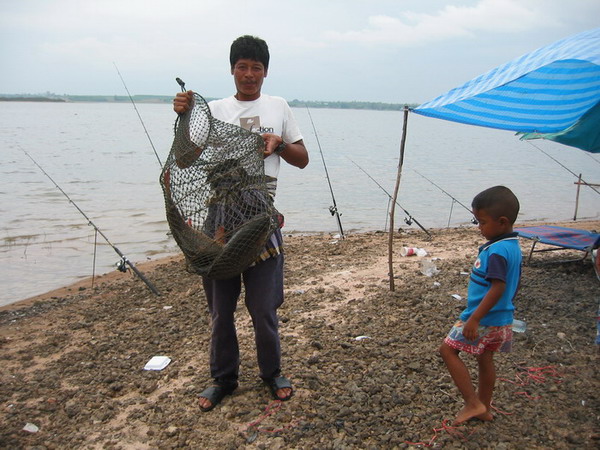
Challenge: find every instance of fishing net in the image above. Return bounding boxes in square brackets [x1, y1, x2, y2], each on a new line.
[160, 93, 280, 279]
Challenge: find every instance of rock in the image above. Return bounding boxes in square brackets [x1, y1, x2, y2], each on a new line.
[140, 381, 158, 394]
[64, 400, 80, 418]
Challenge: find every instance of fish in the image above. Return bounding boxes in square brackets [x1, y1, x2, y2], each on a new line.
[161, 168, 223, 275]
[207, 214, 275, 279]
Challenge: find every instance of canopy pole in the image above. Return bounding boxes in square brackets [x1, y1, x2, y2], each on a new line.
[388, 106, 409, 291]
[573, 173, 582, 221]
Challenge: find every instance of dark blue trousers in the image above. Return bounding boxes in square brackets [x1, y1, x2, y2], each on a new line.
[202, 254, 284, 384]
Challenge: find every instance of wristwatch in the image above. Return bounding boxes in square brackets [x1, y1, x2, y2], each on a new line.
[274, 141, 287, 155]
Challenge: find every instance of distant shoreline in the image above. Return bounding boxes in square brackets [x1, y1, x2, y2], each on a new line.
[0, 94, 417, 111]
[0, 96, 66, 103]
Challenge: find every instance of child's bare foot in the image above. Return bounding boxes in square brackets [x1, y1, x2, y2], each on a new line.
[453, 402, 487, 425]
[475, 410, 494, 421]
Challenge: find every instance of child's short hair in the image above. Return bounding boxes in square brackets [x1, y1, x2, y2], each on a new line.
[472, 186, 520, 224]
[230, 35, 270, 70]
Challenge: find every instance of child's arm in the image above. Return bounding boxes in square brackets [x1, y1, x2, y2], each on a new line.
[462, 279, 506, 341]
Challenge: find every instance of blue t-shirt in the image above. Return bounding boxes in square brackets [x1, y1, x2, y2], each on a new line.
[460, 232, 522, 326]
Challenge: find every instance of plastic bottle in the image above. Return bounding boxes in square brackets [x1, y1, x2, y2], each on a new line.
[512, 319, 527, 333]
[400, 247, 428, 257]
[400, 247, 417, 256]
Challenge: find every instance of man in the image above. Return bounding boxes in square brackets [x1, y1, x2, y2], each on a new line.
[173, 35, 309, 412]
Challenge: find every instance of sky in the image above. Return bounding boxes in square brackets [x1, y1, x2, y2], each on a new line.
[1, 0, 599, 104]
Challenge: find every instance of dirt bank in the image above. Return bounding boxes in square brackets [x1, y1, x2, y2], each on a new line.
[1, 221, 599, 449]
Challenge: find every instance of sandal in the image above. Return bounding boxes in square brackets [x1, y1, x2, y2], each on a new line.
[198, 383, 237, 412]
[264, 376, 294, 401]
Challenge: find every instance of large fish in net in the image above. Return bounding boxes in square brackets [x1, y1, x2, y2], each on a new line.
[160, 92, 280, 279]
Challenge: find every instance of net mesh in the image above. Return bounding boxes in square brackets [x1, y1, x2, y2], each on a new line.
[160, 93, 279, 279]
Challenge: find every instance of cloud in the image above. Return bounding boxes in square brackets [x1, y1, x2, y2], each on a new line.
[0, 0, 215, 33]
[1, 0, 598, 99]
[39, 35, 217, 71]
[324, 0, 558, 46]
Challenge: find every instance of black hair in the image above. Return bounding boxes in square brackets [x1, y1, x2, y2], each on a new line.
[230, 35, 270, 70]
[472, 185, 520, 224]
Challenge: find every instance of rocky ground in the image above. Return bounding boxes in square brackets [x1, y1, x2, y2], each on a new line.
[1, 220, 599, 449]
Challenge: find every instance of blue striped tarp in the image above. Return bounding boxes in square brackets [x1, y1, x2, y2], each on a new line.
[414, 28, 600, 152]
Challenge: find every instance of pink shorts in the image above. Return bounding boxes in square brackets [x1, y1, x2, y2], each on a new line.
[444, 320, 513, 355]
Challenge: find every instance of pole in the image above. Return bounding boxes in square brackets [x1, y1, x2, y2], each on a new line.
[574, 173, 582, 221]
[447, 200, 455, 228]
[388, 107, 409, 291]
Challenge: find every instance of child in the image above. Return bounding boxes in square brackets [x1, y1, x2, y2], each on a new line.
[439, 186, 522, 425]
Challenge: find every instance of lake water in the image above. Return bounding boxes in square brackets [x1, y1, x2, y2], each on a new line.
[1, 101, 598, 306]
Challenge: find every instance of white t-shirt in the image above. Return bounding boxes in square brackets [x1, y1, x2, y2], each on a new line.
[208, 94, 303, 193]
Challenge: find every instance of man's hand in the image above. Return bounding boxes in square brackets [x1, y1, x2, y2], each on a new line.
[261, 133, 283, 158]
[173, 90, 194, 114]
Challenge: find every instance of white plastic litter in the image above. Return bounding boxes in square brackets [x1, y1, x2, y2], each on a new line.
[143, 356, 171, 371]
[354, 335, 370, 341]
[420, 259, 440, 277]
[512, 319, 527, 333]
[451, 294, 463, 301]
[23, 423, 39, 433]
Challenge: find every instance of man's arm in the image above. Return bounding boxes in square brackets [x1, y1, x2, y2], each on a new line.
[262, 134, 309, 169]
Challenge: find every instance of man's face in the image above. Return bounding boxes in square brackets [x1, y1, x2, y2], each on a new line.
[231, 58, 267, 101]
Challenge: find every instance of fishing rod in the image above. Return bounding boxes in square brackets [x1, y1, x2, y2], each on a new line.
[346, 157, 431, 237]
[526, 140, 600, 196]
[411, 168, 478, 226]
[305, 107, 345, 239]
[113, 62, 163, 167]
[584, 151, 600, 167]
[411, 168, 472, 214]
[20, 146, 161, 297]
